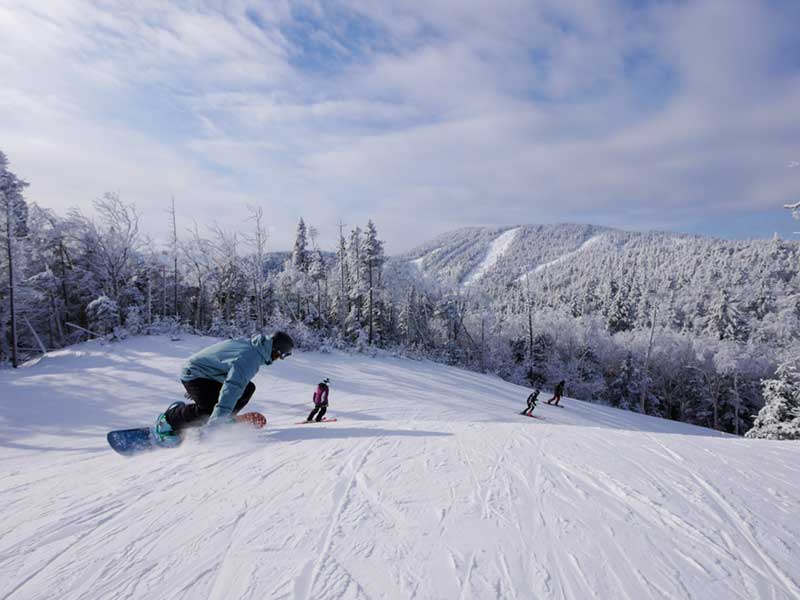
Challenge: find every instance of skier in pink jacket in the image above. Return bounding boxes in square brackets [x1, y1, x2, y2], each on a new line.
[306, 378, 330, 422]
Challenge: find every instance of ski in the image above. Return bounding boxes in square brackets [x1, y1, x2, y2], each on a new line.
[295, 418, 338, 425]
[518, 413, 545, 420]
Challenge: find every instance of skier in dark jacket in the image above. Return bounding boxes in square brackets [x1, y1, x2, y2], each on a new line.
[151, 331, 294, 446]
[306, 378, 330, 422]
[521, 388, 540, 416]
[546, 380, 565, 406]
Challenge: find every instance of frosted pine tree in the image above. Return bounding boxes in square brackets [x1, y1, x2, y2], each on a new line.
[289, 218, 311, 320]
[309, 249, 326, 326]
[706, 289, 745, 341]
[0, 150, 29, 367]
[345, 227, 365, 340]
[361, 220, 385, 345]
[329, 228, 349, 333]
[292, 218, 309, 273]
[86, 295, 120, 335]
[746, 360, 800, 440]
[606, 353, 642, 410]
[607, 288, 633, 334]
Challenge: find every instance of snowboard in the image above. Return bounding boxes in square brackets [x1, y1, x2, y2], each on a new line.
[295, 417, 338, 425]
[107, 427, 164, 456]
[519, 412, 545, 420]
[107, 412, 267, 456]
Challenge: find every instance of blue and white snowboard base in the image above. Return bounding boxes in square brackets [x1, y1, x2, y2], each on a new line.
[107, 427, 182, 456]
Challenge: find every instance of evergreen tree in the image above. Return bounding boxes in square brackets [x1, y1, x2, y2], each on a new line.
[607, 288, 633, 335]
[292, 218, 309, 273]
[86, 295, 120, 334]
[361, 220, 385, 345]
[606, 353, 642, 410]
[529, 332, 553, 387]
[309, 249, 326, 326]
[746, 360, 800, 440]
[706, 289, 745, 341]
[345, 227, 364, 339]
[0, 150, 29, 367]
[332, 225, 349, 329]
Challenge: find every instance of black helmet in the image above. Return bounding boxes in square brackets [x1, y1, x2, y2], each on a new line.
[272, 331, 294, 358]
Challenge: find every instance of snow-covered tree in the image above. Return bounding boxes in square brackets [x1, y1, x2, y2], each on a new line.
[309, 249, 326, 326]
[0, 150, 29, 367]
[362, 220, 385, 345]
[87, 295, 120, 334]
[746, 360, 800, 440]
[292, 218, 309, 273]
[706, 289, 746, 342]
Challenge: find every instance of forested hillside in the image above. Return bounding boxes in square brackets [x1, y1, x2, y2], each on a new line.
[2, 152, 799, 435]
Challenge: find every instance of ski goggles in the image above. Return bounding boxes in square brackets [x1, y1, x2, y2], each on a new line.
[278, 350, 292, 359]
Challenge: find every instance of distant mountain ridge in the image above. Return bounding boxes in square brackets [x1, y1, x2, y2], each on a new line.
[400, 223, 615, 287]
[399, 222, 797, 290]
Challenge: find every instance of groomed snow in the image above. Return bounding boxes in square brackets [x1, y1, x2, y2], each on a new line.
[519, 234, 604, 282]
[410, 247, 441, 269]
[2, 335, 799, 599]
[463, 227, 520, 285]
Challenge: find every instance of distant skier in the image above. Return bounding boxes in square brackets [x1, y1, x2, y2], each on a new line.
[150, 331, 294, 446]
[546, 380, 565, 406]
[521, 388, 540, 416]
[306, 378, 331, 422]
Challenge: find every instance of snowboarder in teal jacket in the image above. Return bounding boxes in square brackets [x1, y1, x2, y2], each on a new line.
[151, 331, 294, 445]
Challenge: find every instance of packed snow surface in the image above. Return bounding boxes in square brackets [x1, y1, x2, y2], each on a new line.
[2, 336, 799, 599]
[410, 247, 441, 269]
[519, 234, 604, 282]
[463, 227, 520, 285]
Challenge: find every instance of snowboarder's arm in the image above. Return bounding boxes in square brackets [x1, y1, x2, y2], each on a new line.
[215, 355, 259, 416]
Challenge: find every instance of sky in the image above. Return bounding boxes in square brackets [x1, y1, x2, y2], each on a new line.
[1, 0, 799, 254]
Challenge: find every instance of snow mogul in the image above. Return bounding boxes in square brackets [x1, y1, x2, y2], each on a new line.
[150, 331, 294, 446]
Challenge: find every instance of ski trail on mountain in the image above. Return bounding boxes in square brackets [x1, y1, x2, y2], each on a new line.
[518, 234, 603, 282]
[463, 227, 519, 285]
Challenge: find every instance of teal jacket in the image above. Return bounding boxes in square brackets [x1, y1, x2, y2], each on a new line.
[181, 335, 274, 413]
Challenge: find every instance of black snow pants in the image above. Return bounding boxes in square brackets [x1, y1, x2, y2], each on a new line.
[523, 393, 538, 415]
[307, 403, 328, 422]
[166, 378, 256, 431]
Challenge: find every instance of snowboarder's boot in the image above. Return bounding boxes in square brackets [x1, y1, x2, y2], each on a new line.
[150, 401, 184, 448]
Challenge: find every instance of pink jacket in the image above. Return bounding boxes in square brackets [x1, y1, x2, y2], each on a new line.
[313, 384, 329, 405]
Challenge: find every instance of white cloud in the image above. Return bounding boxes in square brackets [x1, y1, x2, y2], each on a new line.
[1, 0, 799, 252]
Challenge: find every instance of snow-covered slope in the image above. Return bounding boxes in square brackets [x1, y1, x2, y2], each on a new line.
[518, 234, 604, 282]
[399, 223, 613, 288]
[2, 336, 799, 599]
[463, 227, 520, 286]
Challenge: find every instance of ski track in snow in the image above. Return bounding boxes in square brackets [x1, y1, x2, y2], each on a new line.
[463, 228, 520, 286]
[518, 234, 604, 282]
[1, 335, 800, 600]
[409, 247, 442, 269]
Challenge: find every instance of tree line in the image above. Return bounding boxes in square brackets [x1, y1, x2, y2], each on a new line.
[2, 150, 798, 436]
